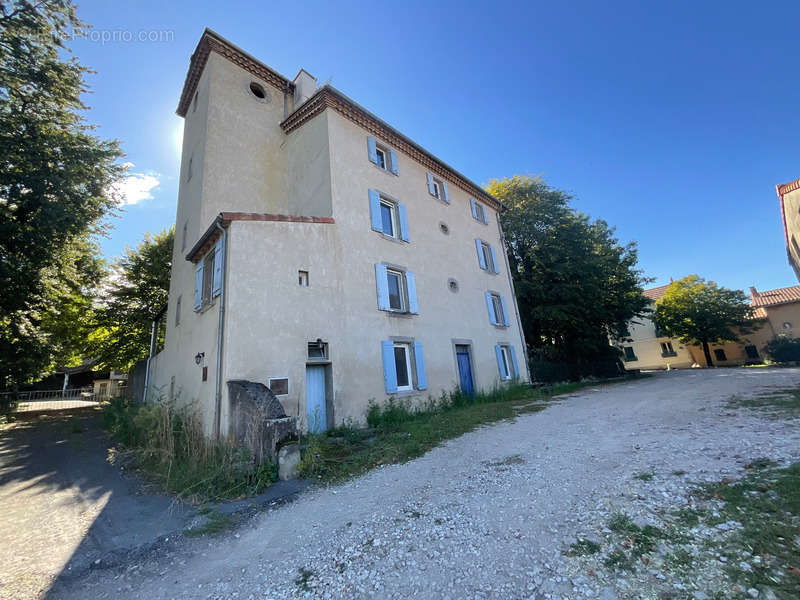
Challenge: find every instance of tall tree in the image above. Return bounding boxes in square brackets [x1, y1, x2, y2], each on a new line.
[0, 1, 122, 387]
[654, 275, 753, 367]
[91, 228, 173, 372]
[488, 175, 650, 369]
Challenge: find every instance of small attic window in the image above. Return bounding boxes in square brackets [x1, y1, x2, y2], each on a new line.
[249, 82, 266, 100]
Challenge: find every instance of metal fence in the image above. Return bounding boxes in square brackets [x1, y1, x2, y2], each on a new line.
[1, 387, 99, 413]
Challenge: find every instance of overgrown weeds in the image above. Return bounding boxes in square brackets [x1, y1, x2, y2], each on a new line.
[728, 389, 800, 418]
[103, 396, 277, 504]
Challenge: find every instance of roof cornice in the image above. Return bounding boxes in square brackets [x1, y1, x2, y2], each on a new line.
[777, 176, 800, 197]
[176, 29, 294, 117]
[280, 85, 503, 211]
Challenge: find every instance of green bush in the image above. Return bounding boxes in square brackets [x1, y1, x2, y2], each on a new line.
[764, 335, 800, 363]
[102, 396, 277, 503]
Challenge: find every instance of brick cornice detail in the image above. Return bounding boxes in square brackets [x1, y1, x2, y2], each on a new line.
[280, 88, 502, 211]
[778, 176, 800, 197]
[177, 31, 293, 117]
[220, 212, 335, 225]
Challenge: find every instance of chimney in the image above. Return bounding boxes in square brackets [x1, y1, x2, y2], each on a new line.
[749, 286, 758, 299]
[292, 69, 317, 109]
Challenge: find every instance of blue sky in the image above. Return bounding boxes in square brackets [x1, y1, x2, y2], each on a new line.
[71, 0, 800, 293]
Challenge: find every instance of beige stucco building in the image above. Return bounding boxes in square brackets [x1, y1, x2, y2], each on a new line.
[778, 176, 800, 282]
[148, 30, 529, 436]
[620, 282, 800, 369]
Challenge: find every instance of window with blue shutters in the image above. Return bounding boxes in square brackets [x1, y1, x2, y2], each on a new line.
[470, 198, 488, 224]
[495, 344, 518, 380]
[367, 136, 399, 175]
[381, 340, 427, 394]
[426, 172, 450, 203]
[193, 241, 224, 312]
[475, 239, 500, 274]
[486, 291, 509, 326]
[369, 190, 409, 241]
[375, 263, 419, 314]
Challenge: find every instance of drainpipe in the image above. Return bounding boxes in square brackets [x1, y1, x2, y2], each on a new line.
[213, 221, 228, 439]
[496, 214, 530, 381]
[142, 317, 158, 403]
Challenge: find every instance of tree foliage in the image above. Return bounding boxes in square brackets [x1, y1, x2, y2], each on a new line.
[654, 275, 753, 367]
[91, 228, 173, 372]
[0, 1, 123, 388]
[488, 175, 650, 372]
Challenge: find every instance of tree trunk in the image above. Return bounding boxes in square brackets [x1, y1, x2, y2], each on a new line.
[701, 340, 714, 367]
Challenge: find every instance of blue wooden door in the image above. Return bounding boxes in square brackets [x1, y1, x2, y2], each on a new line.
[306, 365, 327, 433]
[456, 348, 474, 396]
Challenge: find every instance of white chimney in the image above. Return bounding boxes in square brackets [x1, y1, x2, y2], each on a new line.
[292, 69, 317, 109]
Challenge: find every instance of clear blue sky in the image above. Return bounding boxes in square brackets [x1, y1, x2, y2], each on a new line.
[70, 0, 800, 293]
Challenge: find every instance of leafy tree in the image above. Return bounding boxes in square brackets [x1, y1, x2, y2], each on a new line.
[488, 175, 650, 373]
[0, 1, 123, 388]
[654, 275, 753, 367]
[91, 228, 173, 372]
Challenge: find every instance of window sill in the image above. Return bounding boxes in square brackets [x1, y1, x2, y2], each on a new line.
[375, 231, 407, 245]
[428, 193, 450, 206]
[492, 323, 509, 329]
[371, 162, 398, 177]
[391, 389, 422, 398]
[661, 352, 677, 358]
[195, 298, 218, 315]
[473, 218, 489, 226]
[382, 309, 417, 319]
[481, 269, 500, 276]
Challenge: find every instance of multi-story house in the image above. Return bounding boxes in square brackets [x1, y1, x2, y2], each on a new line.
[147, 30, 529, 437]
[778, 175, 800, 282]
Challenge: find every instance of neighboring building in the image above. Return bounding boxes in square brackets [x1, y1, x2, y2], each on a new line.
[618, 284, 695, 370]
[778, 176, 800, 282]
[620, 282, 800, 369]
[93, 371, 128, 401]
[148, 30, 528, 436]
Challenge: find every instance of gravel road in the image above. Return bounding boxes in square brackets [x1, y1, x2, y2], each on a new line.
[48, 368, 800, 599]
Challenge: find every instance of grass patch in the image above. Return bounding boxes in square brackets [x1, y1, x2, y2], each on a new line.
[294, 567, 316, 592]
[566, 538, 602, 556]
[633, 471, 655, 481]
[298, 375, 645, 484]
[606, 512, 676, 565]
[103, 396, 278, 504]
[700, 461, 800, 596]
[728, 389, 800, 418]
[184, 510, 234, 537]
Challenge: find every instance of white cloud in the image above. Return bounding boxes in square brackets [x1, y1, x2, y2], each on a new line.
[109, 163, 161, 205]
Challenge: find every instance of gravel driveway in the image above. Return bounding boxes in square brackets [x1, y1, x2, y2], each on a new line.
[48, 368, 800, 599]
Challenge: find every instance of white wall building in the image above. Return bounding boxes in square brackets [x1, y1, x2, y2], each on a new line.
[149, 30, 529, 436]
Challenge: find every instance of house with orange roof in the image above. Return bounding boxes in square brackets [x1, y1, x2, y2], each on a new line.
[618, 282, 800, 369]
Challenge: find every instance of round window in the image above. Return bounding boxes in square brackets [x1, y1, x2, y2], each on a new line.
[448, 278, 459, 293]
[249, 82, 268, 101]
[439, 222, 450, 235]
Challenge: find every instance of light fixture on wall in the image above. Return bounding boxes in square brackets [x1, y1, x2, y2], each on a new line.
[194, 352, 205, 365]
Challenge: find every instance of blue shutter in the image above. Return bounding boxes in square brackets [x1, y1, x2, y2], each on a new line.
[490, 244, 500, 274]
[212, 237, 224, 297]
[389, 149, 399, 175]
[375, 263, 389, 310]
[509, 346, 519, 379]
[369, 189, 382, 232]
[367, 136, 378, 164]
[495, 345, 508, 379]
[500, 295, 509, 326]
[482, 206, 489, 225]
[194, 263, 203, 310]
[398, 202, 410, 242]
[470, 198, 478, 219]
[442, 181, 450, 203]
[414, 341, 427, 390]
[475, 239, 487, 270]
[382, 340, 398, 393]
[426, 172, 436, 196]
[406, 271, 419, 314]
[486, 292, 497, 325]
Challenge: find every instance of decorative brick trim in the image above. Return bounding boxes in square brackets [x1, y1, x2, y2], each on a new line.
[177, 29, 293, 117]
[778, 176, 800, 197]
[220, 212, 335, 225]
[186, 212, 335, 262]
[280, 86, 503, 211]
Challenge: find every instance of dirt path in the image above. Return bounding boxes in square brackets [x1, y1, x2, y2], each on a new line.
[0, 409, 192, 600]
[48, 368, 800, 599]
